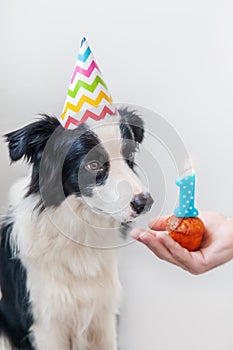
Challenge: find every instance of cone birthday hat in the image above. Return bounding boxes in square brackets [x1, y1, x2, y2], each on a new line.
[60, 37, 117, 129]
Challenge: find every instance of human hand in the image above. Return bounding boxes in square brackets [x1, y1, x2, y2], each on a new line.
[130, 211, 233, 274]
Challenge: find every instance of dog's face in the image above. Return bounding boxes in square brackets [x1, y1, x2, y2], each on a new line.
[5, 109, 153, 223]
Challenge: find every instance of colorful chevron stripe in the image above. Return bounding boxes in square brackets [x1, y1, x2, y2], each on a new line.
[62, 90, 113, 119]
[60, 37, 116, 128]
[64, 105, 118, 129]
[68, 75, 107, 98]
[70, 60, 100, 83]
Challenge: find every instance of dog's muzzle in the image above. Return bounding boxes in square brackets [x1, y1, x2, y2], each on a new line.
[130, 192, 154, 215]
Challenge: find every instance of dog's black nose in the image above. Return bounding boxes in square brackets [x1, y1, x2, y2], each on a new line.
[130, 193, 154, 215]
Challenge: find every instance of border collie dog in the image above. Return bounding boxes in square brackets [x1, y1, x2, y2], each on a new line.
[0, 108, 153, 350]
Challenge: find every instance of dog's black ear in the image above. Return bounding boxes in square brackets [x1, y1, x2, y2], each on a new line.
[118, 108, 144, 143]
[4, 115, 60, 163]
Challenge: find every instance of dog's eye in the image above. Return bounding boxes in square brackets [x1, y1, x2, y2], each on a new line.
[85, 161, 102, 172]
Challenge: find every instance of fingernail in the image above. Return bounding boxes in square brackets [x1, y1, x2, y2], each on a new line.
[139, 231, 148, 239]
[130, 230, 146, 239]
[130, 230, 141, 239]
[148, 230, 157, 237]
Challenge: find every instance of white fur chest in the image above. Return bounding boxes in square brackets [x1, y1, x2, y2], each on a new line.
[11, 194, 123, 350]
[25, 246, 121, 350]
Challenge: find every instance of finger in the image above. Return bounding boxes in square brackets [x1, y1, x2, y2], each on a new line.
[132, 229, 189, 270]
[148, 216, 168, 231]
[130, 227, 148, 240]
[157, 233, 201, 273]
[139, 231, 179, 264]
[199, 211, 225, 230]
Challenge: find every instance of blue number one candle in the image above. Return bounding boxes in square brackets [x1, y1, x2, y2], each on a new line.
[174, 170, 199, 218]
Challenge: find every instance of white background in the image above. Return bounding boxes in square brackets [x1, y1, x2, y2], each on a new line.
[1, 1, 233, 349]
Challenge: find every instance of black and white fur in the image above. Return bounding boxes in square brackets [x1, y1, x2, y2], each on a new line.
[0, 109, 153, 350]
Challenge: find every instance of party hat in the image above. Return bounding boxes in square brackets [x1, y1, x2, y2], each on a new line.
[60, 37, 117, 129]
